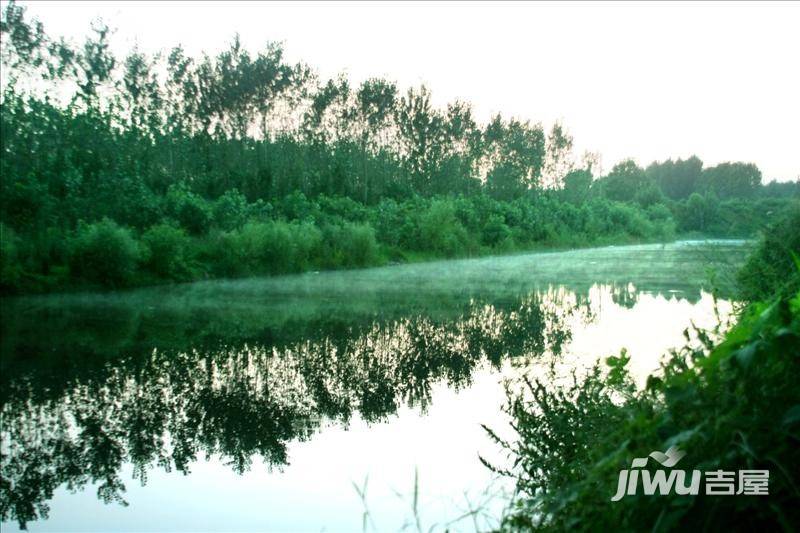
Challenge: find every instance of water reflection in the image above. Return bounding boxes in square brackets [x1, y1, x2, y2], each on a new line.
[0, 242, 747, 529]
[2, 291, 581, 528]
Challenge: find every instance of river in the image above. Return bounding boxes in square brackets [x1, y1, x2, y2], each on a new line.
[0, 240, 749, 531]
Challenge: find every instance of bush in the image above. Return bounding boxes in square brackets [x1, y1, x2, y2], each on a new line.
[69, 218, 140, 287]
[210, 220, 322, 277]
[646, 203, 676, 239]
[489, 287, 800, 531]
[372, 198, 418, 249]
[141, 223, 194, 281]
[317, 194, 369, 224]
[482, 214, 513, 248]
[417, 200, 475, 257]
[678, 192, 718, 233]
[166, 184, 213, 235]
[213, 189, 249, 231]
[320, 222, 381, 268]
[0, 223, 23, 292]
[737, 204, 800, 301]
[276, 191, 319, 222]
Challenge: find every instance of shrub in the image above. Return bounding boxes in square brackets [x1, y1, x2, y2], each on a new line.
[737, 205, 800, 301]
[69, 218, 140, 287]
[678, 192, 719, 233]
[213, 189, 249, 231]
[646, 203, 676, 239]
[417, 200, 474, 257]
[634, 182, 666, 208]
[489, 287, 800, 531]
[210, 220, 323, 277]
[482, 214, 513, 248]
[320, 222, 381, 268]
[0, 223, 23, 292]
[166, 184, 213, 235]
[141, 223, 194, 280]
[276, 191, 319, 222]
[317, 195, 369, 224]
[372, 198, 418, 249]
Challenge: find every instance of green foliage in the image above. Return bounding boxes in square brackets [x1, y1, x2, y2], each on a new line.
[140, 223, 194, 280]
[320, 222, 381, 268]
[210, 220, 323, 277]
[0, 1, 794, 295]
[560, 169, 592, 205]
[417, 200, 475, 257]
[69, 218, 140, 287]
[482, 214, 513, 248]
[646, 156, 703, 200]
[0, 223, 23, 291]
[680, 192, 716, 232]
[213, 189, 249, 231]
[633, 181, 666, 208]
[165, 184, 213, 235]
[737, 206, 800, 301]
[700, 162, 762, 199]
[490, 285, 800, 531]
[597, 160, 651, 203]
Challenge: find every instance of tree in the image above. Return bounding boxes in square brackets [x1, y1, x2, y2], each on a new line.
[396, 85, 446, 194]
[0, 0, 47, 79]
[561, 169, 593, 204]
[69, 218, 140, 287]
[700, 162, 762, 199]
[646, 156, 703, 200]
[121, 48, 162, 132]
[484, 115, 546, 200]
[598, 159, 650, 203]
[680, 192, 719, 232]
[355, 78, 398, 201]
[74, 21, 117, 107]
[542, 122, 574, 189]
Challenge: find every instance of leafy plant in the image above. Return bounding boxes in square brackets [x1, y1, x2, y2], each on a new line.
[486, 282, 800, 530]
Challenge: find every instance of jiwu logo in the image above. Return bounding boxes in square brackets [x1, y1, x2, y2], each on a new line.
[611, 446, 700, 501]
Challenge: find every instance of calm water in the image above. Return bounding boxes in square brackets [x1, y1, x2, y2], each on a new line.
[0, 241, 749, 532]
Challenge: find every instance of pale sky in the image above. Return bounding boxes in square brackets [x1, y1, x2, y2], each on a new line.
[11, 1, 800, 181]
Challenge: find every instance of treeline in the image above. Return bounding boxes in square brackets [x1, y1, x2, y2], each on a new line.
[1, 1, 797, 294]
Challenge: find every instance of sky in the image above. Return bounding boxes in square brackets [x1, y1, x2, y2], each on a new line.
[10, 1, 800, 181]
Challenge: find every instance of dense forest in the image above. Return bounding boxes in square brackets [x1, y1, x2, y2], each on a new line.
[1, 1, 798, 294]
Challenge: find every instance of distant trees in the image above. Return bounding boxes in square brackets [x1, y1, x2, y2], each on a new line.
[0, 0, 796, 294]
[646, 156, 703, 200]
[483, 116, 546, 200]
[596, 160, 651, 203]
[69, 219, 141, 287]
[737, 205, 800, 301]
[700, 162, 762, 199]
[561, 169, 593, 205]
[0, 1, 561, 204]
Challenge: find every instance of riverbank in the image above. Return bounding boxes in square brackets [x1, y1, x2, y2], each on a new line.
[0, 240, 756, 531]
[1, 228, 753, 298]
[488, 213, 800, 530]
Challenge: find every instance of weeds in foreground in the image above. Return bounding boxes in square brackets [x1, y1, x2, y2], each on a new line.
[352, 467, 512, 532]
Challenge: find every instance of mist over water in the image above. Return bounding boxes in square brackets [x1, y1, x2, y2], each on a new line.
[0, 241, 748, 531]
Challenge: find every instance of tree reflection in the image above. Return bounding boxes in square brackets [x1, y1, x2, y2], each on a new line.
[1, 288, 583, 529]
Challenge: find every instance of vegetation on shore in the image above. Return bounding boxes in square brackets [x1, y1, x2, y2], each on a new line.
[487, 208, 800, 531]
[1, 1, 797, 295]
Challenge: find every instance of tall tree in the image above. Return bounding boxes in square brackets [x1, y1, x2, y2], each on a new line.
[700, 162, 762, 199]
[396, 85, 445, 194]
[542, 122, 574, 189]
[483, 115, 546, 200]
[646, 156, 703, 200]
[598, 159, 650, 203]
